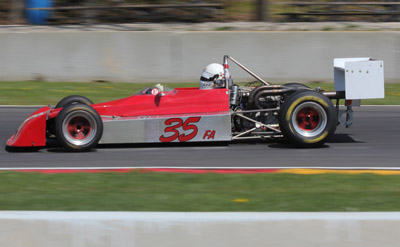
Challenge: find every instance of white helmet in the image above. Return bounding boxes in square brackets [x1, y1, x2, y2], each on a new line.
[199, 63, 225, 89]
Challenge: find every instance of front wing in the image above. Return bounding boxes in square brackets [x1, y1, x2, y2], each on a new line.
[6, 106, 50, 147]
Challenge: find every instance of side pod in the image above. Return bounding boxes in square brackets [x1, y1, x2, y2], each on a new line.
[6, 106, 50, 148]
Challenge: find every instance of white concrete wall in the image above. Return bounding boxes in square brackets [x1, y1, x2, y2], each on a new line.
[0, 31, 398, 83]
[1, 212, 400, 247]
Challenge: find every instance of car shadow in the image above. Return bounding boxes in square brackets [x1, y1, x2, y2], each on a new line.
[5, 134, 362, 152]
[268, 143, 331, 149]
[46, 148, 99, 153]
[96, 141, 231, 150]
[267, 134, 362, 149]
[327, 133, 364, 144]
[4, 146, 43, 153]
[5, 142, 231, 153]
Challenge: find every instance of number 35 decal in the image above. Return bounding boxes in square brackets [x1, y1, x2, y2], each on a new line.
[159, 117, 201, 142]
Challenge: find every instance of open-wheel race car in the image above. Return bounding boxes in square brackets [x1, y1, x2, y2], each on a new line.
[6, 55, 384, 152]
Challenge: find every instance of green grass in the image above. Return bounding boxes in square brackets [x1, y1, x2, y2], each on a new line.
[0, 81, 198, 105]
[1, 171, 400, 211]
[0, 81, 398, 105]
[213, 26, 235, 31]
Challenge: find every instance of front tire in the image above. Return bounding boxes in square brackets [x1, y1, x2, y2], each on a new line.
[278, 91, 337, 148]
[55, 103, 103, 152]
[55, 95, 93, 109]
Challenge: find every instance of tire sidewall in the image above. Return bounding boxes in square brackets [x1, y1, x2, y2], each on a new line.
[55, 104, 103, 151]
[279, 91, 337, 148]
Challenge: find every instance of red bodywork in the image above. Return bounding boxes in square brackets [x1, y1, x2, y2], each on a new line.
[7, 88, 230, 148]
[6, 106, 50, 147]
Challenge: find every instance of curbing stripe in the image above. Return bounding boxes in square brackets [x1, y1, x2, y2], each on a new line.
[144, 168, 281, 174]
[12, 168, 281, 174]
[15, 169, 135, 174]
[3, 168, 400, 175]
[276, 168, 400, 175]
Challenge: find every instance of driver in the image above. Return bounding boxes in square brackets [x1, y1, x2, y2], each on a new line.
[199, 63, 226, 89]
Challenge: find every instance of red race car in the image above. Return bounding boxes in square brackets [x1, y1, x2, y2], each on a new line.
[6, 55, 384, 152]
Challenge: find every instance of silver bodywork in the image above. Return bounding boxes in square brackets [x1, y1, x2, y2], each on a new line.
[99, 113, 231, 144]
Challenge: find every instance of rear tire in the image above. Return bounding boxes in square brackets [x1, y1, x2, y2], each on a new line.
[55, 103, 103, 152]
[283, 82, 311, 91]
[55, 95, 93, 109]
[278, 91, 337, 148]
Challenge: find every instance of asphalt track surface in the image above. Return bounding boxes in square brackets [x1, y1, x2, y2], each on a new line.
[1, 106, 399, 169]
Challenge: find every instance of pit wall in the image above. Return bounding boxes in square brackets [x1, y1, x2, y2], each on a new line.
[0, 31, 398, 83]
[1, 211, 399, 247]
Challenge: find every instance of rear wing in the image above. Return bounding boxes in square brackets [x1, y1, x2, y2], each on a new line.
[333, 57, 384, 127]
[334, 58, 385, 100]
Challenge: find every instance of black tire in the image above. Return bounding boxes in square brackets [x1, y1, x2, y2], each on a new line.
[278, 91, 337, 148]
[283, 83, 311, 91]
[55, 95, 93, 109]
[55, 103, 103, 152]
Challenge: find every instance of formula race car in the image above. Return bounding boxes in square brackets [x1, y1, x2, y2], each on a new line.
[6, 55, 384, 152]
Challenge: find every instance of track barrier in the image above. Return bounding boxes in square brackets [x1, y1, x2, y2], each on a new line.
[1, 211, 399, 247]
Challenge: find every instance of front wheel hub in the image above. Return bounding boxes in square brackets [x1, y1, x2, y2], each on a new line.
[62, 110, 97, 146]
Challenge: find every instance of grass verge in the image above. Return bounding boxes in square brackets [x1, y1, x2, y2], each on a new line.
[0, 81, 398, 105]
[0, 81, 198, 106]
[1, 171, 400, 211]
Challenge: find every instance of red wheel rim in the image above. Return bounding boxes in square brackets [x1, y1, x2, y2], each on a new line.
[67, 116, 92, 140]
[296, 107, 320, 131]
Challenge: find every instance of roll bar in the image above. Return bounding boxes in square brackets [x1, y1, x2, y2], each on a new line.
[223, 55, 271, 87]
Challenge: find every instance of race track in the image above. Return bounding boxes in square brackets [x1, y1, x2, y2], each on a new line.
[1, 106, 399, 169]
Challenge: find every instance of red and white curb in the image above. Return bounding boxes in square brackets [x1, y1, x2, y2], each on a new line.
[2, 167, 400, 175]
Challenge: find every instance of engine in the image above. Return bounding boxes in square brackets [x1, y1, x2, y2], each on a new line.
[231, 85, 281, 132]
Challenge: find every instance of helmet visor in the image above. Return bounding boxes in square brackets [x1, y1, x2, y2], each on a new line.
[200, 73, 219, 82]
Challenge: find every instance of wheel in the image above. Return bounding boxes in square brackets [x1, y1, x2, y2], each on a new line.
[278, 91, 337, 148]
[55, 103, 103, 152]
[55, 95, 93, 109]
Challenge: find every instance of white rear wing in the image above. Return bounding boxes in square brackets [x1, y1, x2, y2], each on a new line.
[334, 58, 384, 100]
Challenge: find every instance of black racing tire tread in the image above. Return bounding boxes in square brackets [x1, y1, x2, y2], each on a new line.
[283, 82, 311, 90]
[55, 95, 93, 109]
[278, 90, 337, 148]
[55, 103, 103, 152]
